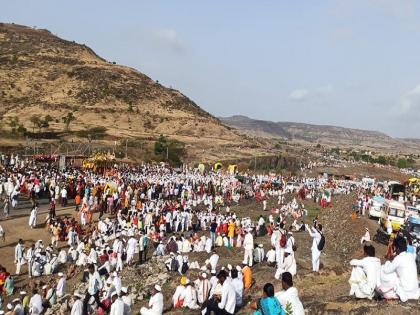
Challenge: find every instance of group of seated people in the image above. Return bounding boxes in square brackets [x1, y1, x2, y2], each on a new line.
[349, 235, 419, 302]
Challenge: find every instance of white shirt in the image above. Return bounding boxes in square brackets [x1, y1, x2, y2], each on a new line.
[350, 256, 381, 290]
[70, 299, 83, 315]
[218, 280, 236, 314]
[88, 271, 102, 295]
[149, 292, 164, 314]
[56, 277, 66, 297]
[110, 298, 125, 315]
[275, 287, 304, 315]
[29, 294, 43, 314]
[243, 233, 254, 251]
[231, 278, 243, 306]
[307, 227, 321, 252]
[382, 251, 419, 301]
[209, 254, 219, 271]
[266, 249, 276, 263]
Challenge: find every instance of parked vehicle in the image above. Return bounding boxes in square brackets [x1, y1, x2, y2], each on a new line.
[369, 195, 385, 219]
[380, 199, 407, 231]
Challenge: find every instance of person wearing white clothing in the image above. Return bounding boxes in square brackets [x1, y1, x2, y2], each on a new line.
[275, 248, 296, 279]
[306, 224, 322, 272]
[209, 252, 219, 273]
[70, 292, 83, 315]
[379, 236, 419, 302]
[360, 228, 371, 244]
[242, 230, 254, 267]
[29, 289, 43, 315]
[56, 273, 67, 298]
[348, 244, 381, 299]
[125, 236, 137, 265]
[266, 247, 276, 266]
[14, 239, 25, 275]
[28, 206, 37, 229]
[230, 269, 243, 308]
[275, 272, 304, 315]
[110, 292, 125, 315]
[183, 281, 199, 309]
[140, 285, 164, 315]
[196, 273, 211, 304]
[203, 270, 236, 315]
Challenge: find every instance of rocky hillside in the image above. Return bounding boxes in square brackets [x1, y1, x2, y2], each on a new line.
[0, 23, 263, 162]
[221, 115, 420, 152]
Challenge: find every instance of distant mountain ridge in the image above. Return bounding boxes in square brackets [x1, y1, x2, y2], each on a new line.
[220, 115, 420, 152]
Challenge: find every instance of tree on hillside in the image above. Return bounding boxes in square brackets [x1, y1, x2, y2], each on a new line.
[30, 115, 41, 133]
[62, 112, 76, 131]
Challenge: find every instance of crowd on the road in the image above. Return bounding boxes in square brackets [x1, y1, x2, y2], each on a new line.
[0, 153, 418, 314]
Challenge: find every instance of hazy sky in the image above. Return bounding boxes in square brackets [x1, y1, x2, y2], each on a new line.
[3, 1, 420, 138]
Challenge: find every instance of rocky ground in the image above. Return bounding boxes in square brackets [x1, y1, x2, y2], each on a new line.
[0, 191, 419, 314]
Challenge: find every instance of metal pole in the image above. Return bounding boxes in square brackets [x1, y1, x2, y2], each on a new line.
[166, 146, 169, 160]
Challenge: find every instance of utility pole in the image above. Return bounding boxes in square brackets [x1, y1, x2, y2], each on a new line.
[166, 146, 169, 160]
[254, 156, 257, 172]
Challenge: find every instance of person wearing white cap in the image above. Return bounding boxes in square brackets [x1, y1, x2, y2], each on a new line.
[275, 248, 296, 280]
[6, 303, 13, 314]
[242, 229, 254, 267]
[360, 228, 370, 244]
[140, 285, 163, 315]
[120, 287, 132, 315]
[12, 298, 24, 315]
[70, 291, 83, 315]
[110, 291, 125, 315]
[56, 272, 66, 298]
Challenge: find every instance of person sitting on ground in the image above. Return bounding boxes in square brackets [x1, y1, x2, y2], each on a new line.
[203, 270, 236, 315]
[254, 244, 265, 264]
[378, 236, 419, 302]
[275, 272, 304, 315]
[266, 246, 276, 267]
[348, 244, 380, 299]
[172, 277, 187, 308]
[360, 228, 371, 244]
[140, 285, 163, 315]
[230, 269, 243, 310]
[275, 248, 296, 280]
[251, 283, 285, 315]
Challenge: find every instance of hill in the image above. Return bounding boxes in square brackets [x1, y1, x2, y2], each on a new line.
[0, 23, 264, 162]
[220, 115, 420, 153]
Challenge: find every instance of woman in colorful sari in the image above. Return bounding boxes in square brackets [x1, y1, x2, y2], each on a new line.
[251, 283, 286, 315]
[3, 273, 14, 296]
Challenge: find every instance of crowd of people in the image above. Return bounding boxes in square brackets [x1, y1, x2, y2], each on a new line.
[0, 153, 419, 314]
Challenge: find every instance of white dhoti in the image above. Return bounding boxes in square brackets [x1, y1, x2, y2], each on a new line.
[349, 267, 374, 299]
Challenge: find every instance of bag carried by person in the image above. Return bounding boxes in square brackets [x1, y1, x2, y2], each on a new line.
[279, 234, 287, 248]
[317, 233, 325, 251]
[170, 258, 179, 272]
